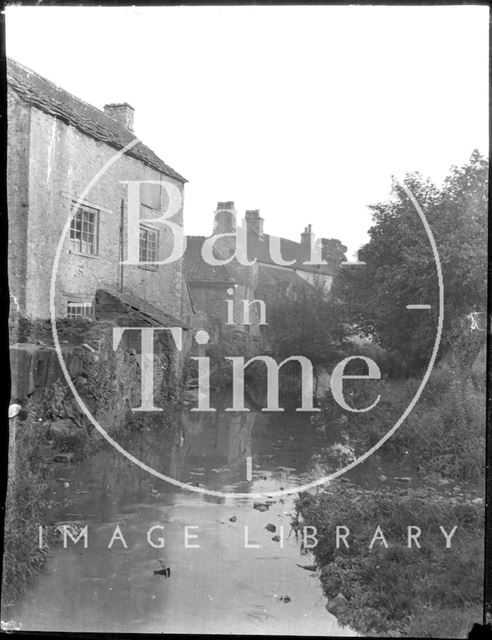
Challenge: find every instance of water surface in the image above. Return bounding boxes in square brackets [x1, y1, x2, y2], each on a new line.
[7, 401, 356, 635]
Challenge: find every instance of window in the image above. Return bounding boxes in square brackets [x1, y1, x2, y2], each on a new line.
[67, 300, 94, 319]
[70, 205, 99, 255]
[139, 225, 159, 268]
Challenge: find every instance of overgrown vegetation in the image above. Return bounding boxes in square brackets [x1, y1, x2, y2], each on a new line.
[296, 482, 484, 637]
[295, 152, 486, 637]
[315, 363, 485, 484]
[4, 319, 178, 610]
[2, 404, 51, 605]
[333, 150, 487, 373]
[266, 276, 347, 367]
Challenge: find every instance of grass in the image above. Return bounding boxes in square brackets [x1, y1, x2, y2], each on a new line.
[2, 406, 51, 606]
[296, 482, 484, 637]
[314, 365, 485, 484]
[298, 362, 485, 637]
[3, 319, 179, 612]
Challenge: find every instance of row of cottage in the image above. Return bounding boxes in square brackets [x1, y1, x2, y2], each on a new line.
[7, 57, 346, 357]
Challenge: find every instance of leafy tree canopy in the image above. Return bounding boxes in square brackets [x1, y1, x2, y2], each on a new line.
[333, 150, 488, 373]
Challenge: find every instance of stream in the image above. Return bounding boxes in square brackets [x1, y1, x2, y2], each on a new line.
[8, 396, 359, 635]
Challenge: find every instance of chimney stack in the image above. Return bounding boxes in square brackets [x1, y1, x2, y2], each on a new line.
[301, 224, 313, 260]
[103, 103, 135, 131]
[245, 209, 264, 239]
[213, 201, 237, 234]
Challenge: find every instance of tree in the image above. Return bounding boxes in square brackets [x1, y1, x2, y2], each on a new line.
[333, 150, 488, 374]
[266, 276, 347, 367]
[321, 238, 348, 272]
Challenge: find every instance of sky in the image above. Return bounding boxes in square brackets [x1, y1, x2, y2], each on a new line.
[5, 5, 489, 256]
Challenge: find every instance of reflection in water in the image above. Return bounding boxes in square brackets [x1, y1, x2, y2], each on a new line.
[172, 405, 258, 487]
[5, 399, 355, 636]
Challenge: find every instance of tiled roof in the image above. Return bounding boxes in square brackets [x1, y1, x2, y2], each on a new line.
[255, 264, 334, 303]
[183, 232, 337, 289]
[96, 287, 188, 329]
[246, 231, 336, 276]
[257, 264, 310, 286]
[183, 236, 234, 285]
[7, 58, 186, 183]
[254, 264, 312, 298]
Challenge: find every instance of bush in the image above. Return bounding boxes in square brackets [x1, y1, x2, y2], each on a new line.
[315, 365, 485, 483]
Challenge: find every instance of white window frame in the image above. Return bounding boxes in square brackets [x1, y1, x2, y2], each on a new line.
[69, 204, 100, 258]
[66, 299, 94, 319]
[139, 223, 159, 270]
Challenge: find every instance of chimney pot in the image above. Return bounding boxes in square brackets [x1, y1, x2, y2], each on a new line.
[103, 103, 135, 131]
[214, 201, 237, 234]
[301, 224, 313, 260]
[245, 209, 264, 239]
[216, 201, 235, 211]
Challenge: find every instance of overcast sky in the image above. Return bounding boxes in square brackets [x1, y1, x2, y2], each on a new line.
[5, 5, 489, 256]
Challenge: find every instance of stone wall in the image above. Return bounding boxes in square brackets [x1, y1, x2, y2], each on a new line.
[7, 90, 31, 317]
[8, 92, 186, 324]
[9, 319, 178, 445]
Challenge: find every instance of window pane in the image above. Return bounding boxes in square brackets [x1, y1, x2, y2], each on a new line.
[70, 206, 98, 255]
[139, 226, 158, 264]
[67, 301, 93, 318]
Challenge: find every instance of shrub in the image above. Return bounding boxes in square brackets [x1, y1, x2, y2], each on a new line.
[315, 365, 485, 483]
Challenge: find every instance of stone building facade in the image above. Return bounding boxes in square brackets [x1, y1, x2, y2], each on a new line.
[183, 229, 261, 354]
[184, 201, 346, 328]
[7, 58, 189, 331]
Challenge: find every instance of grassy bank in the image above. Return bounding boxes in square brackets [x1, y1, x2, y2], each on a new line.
[2, 393, 178, 610]
[315, 364, 485, 483]
[297, 483, 483, 637]
[2, 405, 51, 605]
[299, 365, 485, 637]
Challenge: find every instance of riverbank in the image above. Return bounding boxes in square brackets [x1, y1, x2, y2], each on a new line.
[297, 365, 485, 638]
[297, 482, 483, 637]
[3, 318, 179, 608]
[3, 409, 352, 635]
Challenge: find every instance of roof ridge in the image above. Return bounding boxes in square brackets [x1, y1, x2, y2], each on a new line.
[7, 57, 112, 120]
[7, 57, 187, 183]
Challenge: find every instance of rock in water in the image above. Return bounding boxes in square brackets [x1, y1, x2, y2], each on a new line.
[253, 502, 269, 512]
[265, 523, 276, 533]
[325, 592, 348, 615]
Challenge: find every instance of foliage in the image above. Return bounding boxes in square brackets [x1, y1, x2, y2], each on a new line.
[266, 276, 347, 367]
[333, 150, 488, 373]
[2, 406, 51, 605]
[3, 321, 178, 609]
[315, 364, 485, 483]
[297, 482, 484, 637]
[321, 238, 348, 272]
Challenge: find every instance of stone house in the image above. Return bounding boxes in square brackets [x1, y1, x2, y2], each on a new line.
[183, 201, 346, 349]
[7, 57, 189, 337]
[183, 228, 261, 355]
